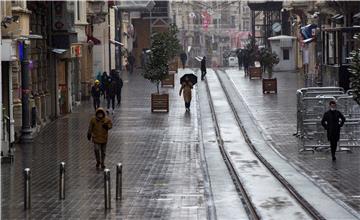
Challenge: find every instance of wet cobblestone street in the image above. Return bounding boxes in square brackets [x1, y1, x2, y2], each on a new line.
[1, 71, 207, 220]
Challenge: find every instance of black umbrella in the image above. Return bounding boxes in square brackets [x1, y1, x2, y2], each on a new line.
[180, 73, 197, 85]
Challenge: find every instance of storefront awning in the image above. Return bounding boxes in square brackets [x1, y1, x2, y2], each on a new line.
[354, 12, 360, 19]
[115, 0, 155, 11]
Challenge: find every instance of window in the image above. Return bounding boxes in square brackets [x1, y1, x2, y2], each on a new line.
[213, 19, 218, 28]
[243, 6, 250, 14]
[283, 49, 290, 60]
[74, 0, 86, 24]
[243, 20, 250, 31]
[231, 16, 236, 28]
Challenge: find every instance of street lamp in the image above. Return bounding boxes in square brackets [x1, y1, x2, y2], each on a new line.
[16, 34, 43, 143]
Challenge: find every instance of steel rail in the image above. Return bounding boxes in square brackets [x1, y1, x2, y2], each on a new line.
[204, 71, 260, 220]
[214, 69, 325, 220]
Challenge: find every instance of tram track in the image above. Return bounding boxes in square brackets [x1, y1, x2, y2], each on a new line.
[204, 69, 325, 220]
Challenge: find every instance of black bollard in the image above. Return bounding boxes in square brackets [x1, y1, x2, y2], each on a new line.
[116, 163, 122, 200]
[59, 162, 65, 200]
[104, 169, 111, 209]
[23, 168, 31, 209]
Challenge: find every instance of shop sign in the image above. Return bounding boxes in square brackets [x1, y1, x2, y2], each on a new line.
[71, 44, 82, 58]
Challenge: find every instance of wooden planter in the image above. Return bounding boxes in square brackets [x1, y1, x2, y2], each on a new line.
[262, 78, 277, 94]
[151, 93, 169, 112]
[249, 67, 262, 79]
[161, 73, 175, 87]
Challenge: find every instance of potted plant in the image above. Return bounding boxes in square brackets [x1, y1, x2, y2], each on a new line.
[245, 37, 262, 79]
[348, 33, 360, 105]
[143, 24, 181, 112]
[261, 47, 279, 93]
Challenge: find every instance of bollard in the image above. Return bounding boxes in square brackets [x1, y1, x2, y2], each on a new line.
[23, 168, 31, 210]
[59, 162, 65, 200]
[116, 163, 122, 200]
[104, 169, 111, 209]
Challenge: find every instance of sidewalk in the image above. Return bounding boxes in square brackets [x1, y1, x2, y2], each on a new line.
[1, 70, 208, 219]
[223, 68, 360, 213]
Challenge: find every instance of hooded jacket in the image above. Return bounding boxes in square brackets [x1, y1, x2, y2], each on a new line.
[88, 108, 112, 144]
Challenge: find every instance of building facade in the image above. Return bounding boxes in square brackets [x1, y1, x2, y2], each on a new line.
[1, 0, 113, 160]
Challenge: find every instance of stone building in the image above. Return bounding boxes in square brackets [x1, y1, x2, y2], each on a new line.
[1, 0, 111, 159]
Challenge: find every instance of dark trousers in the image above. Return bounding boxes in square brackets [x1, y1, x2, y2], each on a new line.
[129, 64, 134, 74]
[185, 102, 190, 109]
[116, 91, 122, 105]
[93, 97, 100, 111]
[181, 61, 186, 69]
[330, 140, 338, 158]
[94, 143, 106, 165]
[107, 96, 115, 109]
[201, 70, 206, 80]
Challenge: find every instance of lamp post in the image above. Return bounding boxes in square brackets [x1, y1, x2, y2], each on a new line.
[19, 39, 33, 143]
[17, 35, 42, 143]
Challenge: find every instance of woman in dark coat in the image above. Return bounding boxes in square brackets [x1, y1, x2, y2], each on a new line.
[321, 100, 346, 161]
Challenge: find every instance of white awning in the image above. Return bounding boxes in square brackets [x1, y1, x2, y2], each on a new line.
[52, 49, 67, 54]
[110, 39, 124, 46]
[115, 0, 155, 11]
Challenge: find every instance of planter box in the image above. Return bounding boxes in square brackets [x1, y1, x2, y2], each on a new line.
[151, 93, 169, 113]
[262, 78, 277, 94]
[161, 73, 175, 87]
[249, 67, 262, 79]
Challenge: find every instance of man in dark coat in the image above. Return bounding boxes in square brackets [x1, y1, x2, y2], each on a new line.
[243, 49, 250, 76]
[106, 78, 116, 113]
[201, 56, 207, 80]
[128, 53, 135, 74]
[321, 100, 346, 161]
[237, 49, 243, 70]
[100, 72, 108, 99]
[180, 52, 187, 69]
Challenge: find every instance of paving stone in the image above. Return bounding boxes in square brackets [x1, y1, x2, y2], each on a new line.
[225, 68, 360, 212]
[1, 71, 207, 219]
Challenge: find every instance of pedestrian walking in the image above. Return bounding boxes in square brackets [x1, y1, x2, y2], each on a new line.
[237, 49, 243, 70]
[115, 76, 123, 106]
[91, 80, 103, 111]
[128, 53, 135, 74]
[201, 56, 207, 80]
[106, 78, 116, 113]
[321, 100, 346, 161]
[87, 108, 112, 169]
[180, 51, 187, 69]
[179, 78, 193, 111]
[101, 71, 109, 99]
[243, 49, 250, 76]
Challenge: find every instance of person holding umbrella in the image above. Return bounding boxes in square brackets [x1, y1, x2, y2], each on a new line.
[179, 74, 197, 111]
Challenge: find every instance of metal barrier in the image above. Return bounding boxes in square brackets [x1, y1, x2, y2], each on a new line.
[296, 87, 360, 153]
